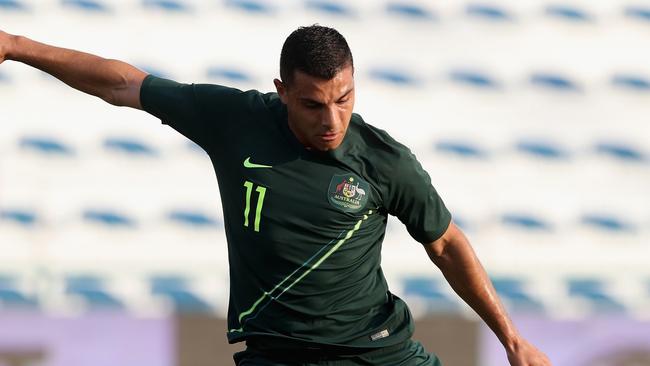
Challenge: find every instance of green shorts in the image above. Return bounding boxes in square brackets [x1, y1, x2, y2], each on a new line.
[233, 339, 442, 366]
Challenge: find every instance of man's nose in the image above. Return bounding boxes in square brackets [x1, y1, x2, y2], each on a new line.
[321, 106, 338, 129]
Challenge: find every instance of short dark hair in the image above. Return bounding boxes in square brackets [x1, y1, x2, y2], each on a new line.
[280, 25, 354, 85]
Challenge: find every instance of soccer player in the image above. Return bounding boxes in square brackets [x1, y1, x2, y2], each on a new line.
[0, 26, 551, 366]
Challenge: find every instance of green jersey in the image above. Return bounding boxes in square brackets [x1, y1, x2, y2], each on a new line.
[140, 75, 451, 349]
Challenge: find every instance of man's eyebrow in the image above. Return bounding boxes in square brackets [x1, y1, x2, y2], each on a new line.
[299, 97, 323, 105]
[338, 88, 354, 100]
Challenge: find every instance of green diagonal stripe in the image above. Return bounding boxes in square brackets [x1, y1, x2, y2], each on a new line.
[229, 210, 372, 333]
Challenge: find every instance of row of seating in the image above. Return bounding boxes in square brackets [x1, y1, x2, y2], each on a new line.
[0, 273, 647, 315]
[403, 276, 641, 315]
[9, 135, 648, 164]
[1, 208, 645, 234]
[2, 0, 650, 24]
[2, 69, 649, 92]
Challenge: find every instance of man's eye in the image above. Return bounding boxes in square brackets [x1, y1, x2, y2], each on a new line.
[306, 103, 320, 109]
[337, 99, 349, 104]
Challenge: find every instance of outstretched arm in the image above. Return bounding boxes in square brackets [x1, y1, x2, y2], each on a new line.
[424, 222, 551, 366]
[0, 30, 146, 109]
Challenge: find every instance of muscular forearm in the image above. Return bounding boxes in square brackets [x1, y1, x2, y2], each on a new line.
[426, 225, 520, 351]
[7, 34, 145, 108]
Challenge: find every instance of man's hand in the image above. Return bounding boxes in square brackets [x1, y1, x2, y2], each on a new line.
[507, 337, 551, 366]
[0, 30, 16, 64]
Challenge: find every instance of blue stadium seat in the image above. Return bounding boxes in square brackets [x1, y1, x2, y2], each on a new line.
[83, 209, 136, 227]
[501, 213, 552, 231]
[466, 4, 512, 21]
[104, 137, 158, 156]
[305, 0, 353, 16]
[151, 276, 212, 312]
[142, 0, 191, 12]
[530, 73, 580, 91]
[0, 0, 27, 11]
[595, 142, 645, 162]
[581, 214, 634, 233]
[61, 0, 110, 12]
[545, 5, 592, 22]
[491, 277, 543, 312]
[20, 136, 74, 156]
[435, 140, 488, 159]
[625, 6, 650, 22]
[611, 74, 650, 91]
[0, 276, 38, 308]
[66, 275, 124, 309]
[206, 67, 253, 83]
[516, 140, 569, 160]
[402, 277, 457, 311]
[386, 2, 436, 20]
[568, 278, 625, 312]
[168, 210, 222, 228]
[369, 68, 419, 86]
[224, 0, 273, 14]
[0, 209, 38, 226]
[449, 70, 499, 89]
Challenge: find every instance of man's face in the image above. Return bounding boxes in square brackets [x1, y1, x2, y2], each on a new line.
[274, 65, 355, 151]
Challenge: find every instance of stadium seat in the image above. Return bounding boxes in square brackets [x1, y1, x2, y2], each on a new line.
[224, 0, 274, 14]
[0, 0, 27, 10]
[567, 278, 625, 312]
[594, 142, 645, 162]
[385, 2, 436, 20]
[515, 140, 569, 160]
[368, 68, 419, 86]
[103, 137, 158, 157]
[61, 0, 110, 13]
[501, 213, 552, 231]
[0, 276, 38, 309]
[167, 210, 222, 228]
[65, 275, 124, 309]
[611, 74, 650, 91]
[142, 0, 191, 12]
[530, 73, 580, 91]
[624, 6, 650, 23]
[20, 136, 74, 156]
[465, 4, 513, 21]
[491, 277, 544, 312]
[449, 70, 499, 89]
[206, 67, 253, 83]
[402, 277, 457, 311]
[83, 209, 136, 228]
[0, 209, 38, 227]
[581, 214, 634, 233]
[151, 276, 212, 312]
[434, 140, 488, 159]
[304, 0, 354, 17]
[544, 5, 592, 22]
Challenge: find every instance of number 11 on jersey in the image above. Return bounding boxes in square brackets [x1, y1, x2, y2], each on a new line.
[243, 181, 267, 232]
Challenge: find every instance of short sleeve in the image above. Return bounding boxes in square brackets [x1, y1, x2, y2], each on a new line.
[139, 74, 245, 151]
[385, 151, 452, 244]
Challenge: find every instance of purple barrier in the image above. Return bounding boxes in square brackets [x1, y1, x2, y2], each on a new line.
[0, 312, 174, 366]
[480, 316, 650, 366]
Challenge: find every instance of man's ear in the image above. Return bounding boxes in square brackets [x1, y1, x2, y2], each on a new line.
[273, 78, 288, 104]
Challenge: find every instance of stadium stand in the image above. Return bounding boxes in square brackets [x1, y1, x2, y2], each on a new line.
[1, 0, 649, 320]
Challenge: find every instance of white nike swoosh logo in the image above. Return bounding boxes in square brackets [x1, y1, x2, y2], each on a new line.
[243, 157, 272, 169]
